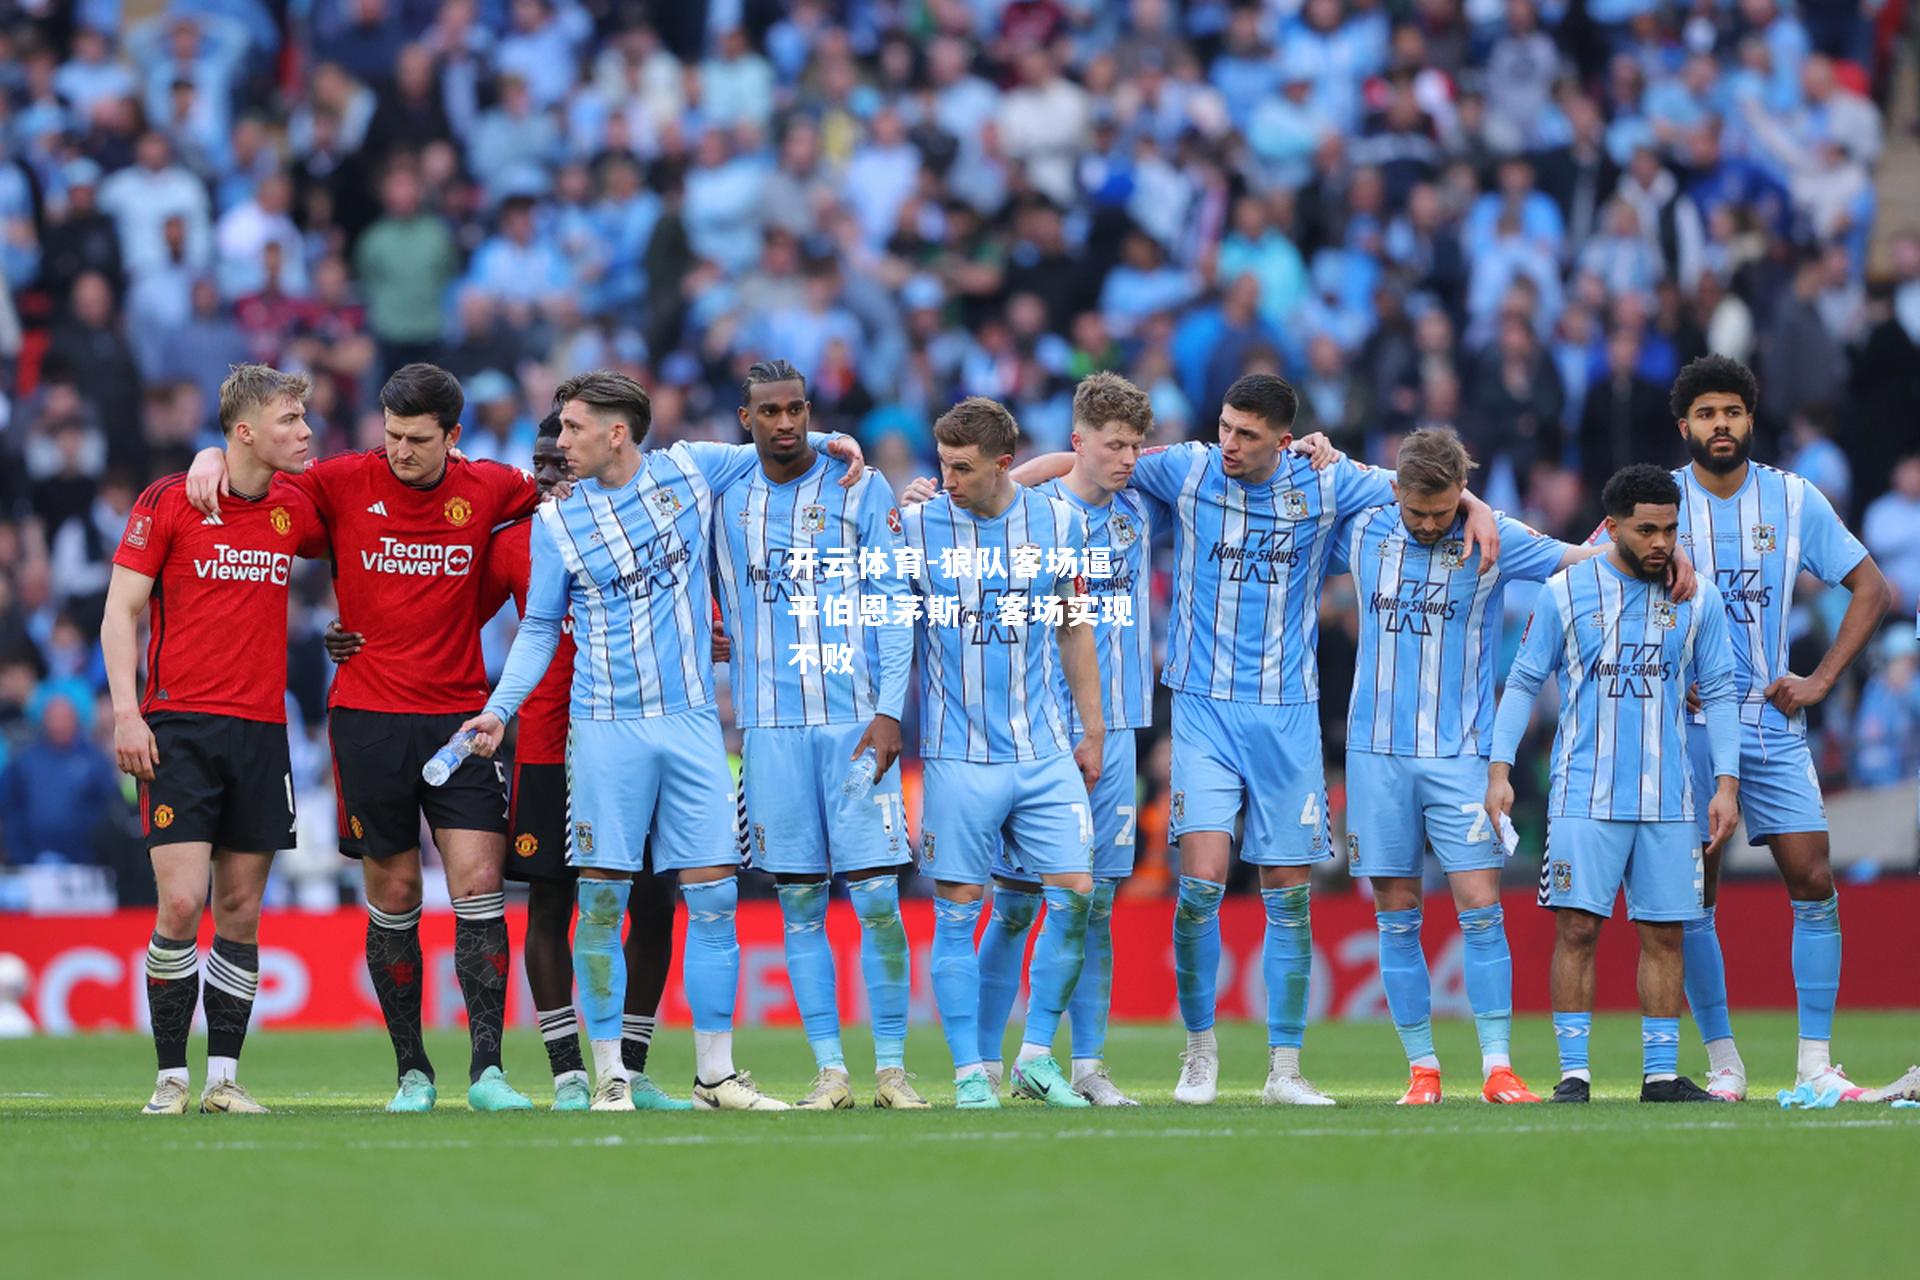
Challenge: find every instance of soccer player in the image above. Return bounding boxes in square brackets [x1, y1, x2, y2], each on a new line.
[710, 359, 924, 1111]
[904, 396, 1107, 1109]
[188, 363, 542, 1112]
[1489, 464, 1740, 1104]
[1018, 373, 1498, 1105]
[1616, 355, 1890, 1100]
[1330, 428, 1648, 1105]
[462, 370, 861, 1111]
[104, 364, 327, 1114]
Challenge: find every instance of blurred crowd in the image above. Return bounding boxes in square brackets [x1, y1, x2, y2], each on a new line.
[2, 0, 1919, 903]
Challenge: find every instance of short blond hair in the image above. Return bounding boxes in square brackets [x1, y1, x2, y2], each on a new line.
[1395, 427, 1477, 495]
[219, 364, 311, 436]
[934, 396, 1019, 457]
[1072, 371, 1153, 437]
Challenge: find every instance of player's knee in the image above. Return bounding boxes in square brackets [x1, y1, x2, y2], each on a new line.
[210, 887, 263, 939]
[155, 890, 203, 938]
[1788, 863, 1836, 902]
[1556, 911, 1604, 950]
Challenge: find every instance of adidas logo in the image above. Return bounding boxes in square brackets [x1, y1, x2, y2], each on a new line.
[367, 502, 388, 517]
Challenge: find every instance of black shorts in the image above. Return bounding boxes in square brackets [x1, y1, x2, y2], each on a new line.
[329, 707, 509, 859]
[506, 762, 571, 883]
[142, 712, 295, 853]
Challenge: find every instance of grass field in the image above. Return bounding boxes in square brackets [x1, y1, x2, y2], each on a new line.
[5, 1013, 1918, 1278]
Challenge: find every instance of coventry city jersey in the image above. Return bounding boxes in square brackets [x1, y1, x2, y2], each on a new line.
[904, 486, 1087, 764]
[1334, 507, 1570, 758]
[712, 452, 912, 728]
[1492, 557, 1739, 823]
[1128, 442, 1394, 705]
[1033, 477, 1158, 733]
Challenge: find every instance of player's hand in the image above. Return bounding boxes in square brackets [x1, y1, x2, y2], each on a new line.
[1288, 432, 1341, 469]
[323, 620, 366, 664]
[1764, 672, 1831, 716]
[1665, 543, 1698, 603]
[853, 714, 902, 781]
[825, 435, 866, 486]
[459, 711, 508, 759]
[711, 618, 730, 663]
[1705, 782, 1740, 856]
[1073, 731, 1105, 789]
[114, 710, 159, 780]
[1686, 683, 1702, 715]
[185, 446, 230, 522]
[901, 475, 938, 505]
[1483, 766, 1515, 834]
[1461, 498, 1501, 576]
[548, 476, 574, 500]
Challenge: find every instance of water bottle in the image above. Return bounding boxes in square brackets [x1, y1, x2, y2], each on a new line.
[422, 728, 479, 787]
[841, 747, 878, 802]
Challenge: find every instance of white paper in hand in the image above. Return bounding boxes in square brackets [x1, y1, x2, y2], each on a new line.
[1496, 813, 1521, 858]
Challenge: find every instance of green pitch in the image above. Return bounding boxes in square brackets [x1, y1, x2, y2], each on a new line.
[5, 1013, 1916, 1279]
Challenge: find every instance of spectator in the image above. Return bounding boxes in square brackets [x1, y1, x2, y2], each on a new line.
[47, 273, 144, 470]
[363, 43, 455, 166]
[215, 172, 307, 300]
[997, 47, 1091, 209]
[39, 160, 125, 304]
[1863, 457, 1920, 615]
[1485, 0, 1561, 152]
[153, 277, 255, 418]
[1578, 326, 1674, 501]
[0, 693, 121, 866]
[1851, 631, 1920, 788]
[95, 131, 211, 278]
[700, 27, 776, 130]
[466, 74, 560, 204]
[354, 161, 459, 372]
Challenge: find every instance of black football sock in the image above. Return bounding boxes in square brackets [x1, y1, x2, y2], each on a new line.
[145, 932, 199, 1075]
[453, 893, 509, 1083]
[366, 904, 432, 1083]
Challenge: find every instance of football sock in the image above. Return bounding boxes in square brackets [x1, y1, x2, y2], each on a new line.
[1457, 903, 1513, 1074]
[975, 886, 1040, 1066]
[776, 882, 844, 1072]
[1682, 906, 1736, 1046]
[366, 904, 431, 1083]
[1642, 1016, 1680, 1081]
[1018, 885, 1091, 1057]
[452, 892, 509, 1083]
[591, 1038, 624, 1082]
[681, 877, 741, 1044]
[693, 1029, 735, 1083]
[620, 1015, 656, 1075]
[1376, 908, 1437, 1068]
[1172, 876, 1224, 1033]
[145, 931, 198, 1077]
[1553, 1011, 1592, 1080]
[1261, 885, 1311, 1050]
[573, 880, 631, 1046]
[1797, 1037, 1832, 1078]
[201, 934, 258, 1080]
[1068, 878, 1118, 1067]
[1706, 1036, 1744, 1077]
[849, 875, 909, 1071]
[930, 897, 984, 1074]
[538, 1007, 587, 1081]
[1790, 894, 1841, 1043]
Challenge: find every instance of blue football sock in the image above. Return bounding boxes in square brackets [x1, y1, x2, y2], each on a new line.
[1068, 879, 1118, 1062]
[1262, 885, 1312, 1050]
[974, 886, 1040, 1064]
[930, 897, 984, 1072]
[1791, 894, 1841, 1042]
[1682, 906, 1735, 1046]
[1642, 1016, 1680, 1078]
[1172, 876, 1224, 1033]
[849, 876, 909, 1070]
[776, 881, 843, 1071]
[680, 877, 740, 1036]
[573, 879, 631, 1044]
[1020, 885, 1092, 1053]
[1553, 1011, 1592, 1075]
[1375, 908, 1435, 1066]
[1457, 904, 1513, 1060]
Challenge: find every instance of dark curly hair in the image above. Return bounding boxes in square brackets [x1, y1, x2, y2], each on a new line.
[1669, 354, 1758, 421]
[1602, 463, 1682, 518]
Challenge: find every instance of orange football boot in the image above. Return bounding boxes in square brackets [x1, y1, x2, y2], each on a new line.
[1481, 1066, 1542, 1104]
[1396, 1065, 1443, 1105]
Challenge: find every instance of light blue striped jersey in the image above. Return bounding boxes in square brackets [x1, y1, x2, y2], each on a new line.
[1332, 507, 1572, 758]
[487, 441, 767, 724]
[1492, 557, 1739, 822]
[711, 451, 912, 728]
[1033, 477, 1160, 733]
[1128, 442, 1394, 704]
[904, 486, 1087, 763]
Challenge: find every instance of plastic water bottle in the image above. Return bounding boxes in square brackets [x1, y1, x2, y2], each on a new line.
[841, 748, 878, 802]
[422, 728, 478, 787]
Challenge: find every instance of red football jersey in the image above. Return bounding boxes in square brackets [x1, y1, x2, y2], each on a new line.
[113, 473, 328, 723]
[481, 518, 573, 766]
[291, 450, 539, 715]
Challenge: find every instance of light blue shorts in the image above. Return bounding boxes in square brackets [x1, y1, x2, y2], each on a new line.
[1686, 721, 1825, 845]
[995, 729, 1139, 884]
[566, 709, 738, 873]
[920, 753, 1094, 886]
[1169, 694, 1330, 866]
[741, 722, 910, 875]
[1345, 750, 1504, 878]
[1537, 817, 1704, 922]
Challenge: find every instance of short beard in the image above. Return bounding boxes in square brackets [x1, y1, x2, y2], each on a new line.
[1687, 430, 1751, 476]
[1617, 542, 1668, 583]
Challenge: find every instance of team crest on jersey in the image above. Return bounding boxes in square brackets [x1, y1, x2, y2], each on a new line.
[443, 496, 473, 527]
[126, 513, 152, 549]
[1171, 791, 1185, 821]
[573, 821, 593, 854]
[1750, 524, 1776, 554]
[1652, 602, 1678, 630]
[886, 507, 902, 535]
[515, 833, 538, 858]
[1679, 532, 1695, 549]
[921, 830, 935, 865]
[1281, 489, 1310, 520]
[799, 504, 828, 535]
[349, 816, 364, 840]
[1588, 610, 1607, 630]
[1438, 539, 1466, 570]
[753, 823, 767, 855]
[1346, 832, 1360, 870]
[152, 804, 174, 830]
[1552, 861, 1572, 894]
[270, 505, 292, 536]
[1109, 513, 1138, 547]
[652, 488, 683, 519]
